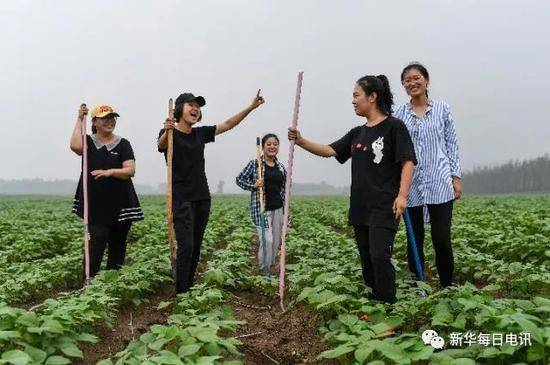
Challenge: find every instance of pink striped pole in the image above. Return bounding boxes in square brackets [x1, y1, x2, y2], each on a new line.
[82, 112, 91, 284]
[279, 72, 304, 310]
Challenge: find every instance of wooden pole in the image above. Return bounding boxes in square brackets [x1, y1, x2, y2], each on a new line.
[81, 107, 91, 285]
[279, 72, 304, 310]
[166, 98, 176, 279]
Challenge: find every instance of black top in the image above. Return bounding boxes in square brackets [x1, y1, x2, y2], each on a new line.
[158, 126, 216, 201]
[73, 135, 143, 225]
[264, 163, 284, 211]
[329, 117, 417, 229]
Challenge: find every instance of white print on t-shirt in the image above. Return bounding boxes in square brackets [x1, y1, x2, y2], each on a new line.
[372, 137, 384, 164]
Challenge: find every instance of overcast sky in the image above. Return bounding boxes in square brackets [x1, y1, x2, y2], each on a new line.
[2, 0, 549, 192]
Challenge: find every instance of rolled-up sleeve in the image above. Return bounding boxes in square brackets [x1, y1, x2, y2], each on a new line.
[236, 160, 256, 191]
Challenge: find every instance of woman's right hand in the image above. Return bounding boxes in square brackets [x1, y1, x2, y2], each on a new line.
[288, 128, 303, 145]
[254, 178, 264, 189]
[78, 103, 88, 121]
[164, 117, 176, 130]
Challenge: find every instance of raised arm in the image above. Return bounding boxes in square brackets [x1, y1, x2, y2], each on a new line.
[215, 90, 265, 136]
[70, 103, 88, 155]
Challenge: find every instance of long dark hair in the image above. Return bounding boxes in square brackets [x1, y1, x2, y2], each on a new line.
[356, 75, 394, 116]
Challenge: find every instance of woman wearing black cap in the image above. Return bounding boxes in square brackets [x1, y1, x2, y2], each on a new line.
[70, 103, 143, 278]
[288, 76, 417, 304]
[158, 90, 265, 294]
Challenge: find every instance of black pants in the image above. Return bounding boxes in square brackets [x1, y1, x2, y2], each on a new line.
[406, 201, 454, 287]
[353, 225, 397, 304]
[88, 222, 131, 277]
[173, 199, 211, 294]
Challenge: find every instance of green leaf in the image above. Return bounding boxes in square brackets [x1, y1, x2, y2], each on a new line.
[188, 327, 218, 343]
[157, 301, 172, 310]
[204, 342, 222, 356]
[369, 323, 392, 335]
[318, 344, 355, 359]
[41, 319, 64, 334]
[0, 330, 21, 341]
[45, 356, 71, 365]
[24, 346, 47, 363]
[1, 350, 31, 365]
[59, 343, 83, 358]
[355, 346, 374, 363]
[178, 344, 201, 357]
[196, 356, 222, 365]
[450, 359, 476, 365]
[96, 360, 113, 365]
[15, 313, 38, 327]
[479, 347, 500, 358]
[369, 340, 406, 363]
[338, 314, 359, 327]
[76, 332, 99, 343]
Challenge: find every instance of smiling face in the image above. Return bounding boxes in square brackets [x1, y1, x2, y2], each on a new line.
[181, 101, 202, 125]
[92, 115, 117, 134]
[402, 67, 429, 98]
[263, 136, 279, 158]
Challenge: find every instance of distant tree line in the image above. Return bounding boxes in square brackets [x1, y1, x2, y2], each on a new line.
[2, 155, 548, 195]
[462, 154, 550, 194]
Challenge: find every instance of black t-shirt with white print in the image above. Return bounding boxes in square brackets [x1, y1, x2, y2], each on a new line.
[158, 126, 216, 201]
[329, 117, 417, 229]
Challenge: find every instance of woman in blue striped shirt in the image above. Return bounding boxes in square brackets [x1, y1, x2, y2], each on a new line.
[393, 62, 462, 288]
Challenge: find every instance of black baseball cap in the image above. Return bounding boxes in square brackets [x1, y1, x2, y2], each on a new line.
[175, 93, 206, 107]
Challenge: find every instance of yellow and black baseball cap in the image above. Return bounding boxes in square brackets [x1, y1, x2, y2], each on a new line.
[90, 104, 120, 119]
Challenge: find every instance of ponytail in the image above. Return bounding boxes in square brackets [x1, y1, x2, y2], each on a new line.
[356, 74, 394, 116]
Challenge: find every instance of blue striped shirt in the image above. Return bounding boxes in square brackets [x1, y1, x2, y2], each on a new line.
[393, 99, 461, 207]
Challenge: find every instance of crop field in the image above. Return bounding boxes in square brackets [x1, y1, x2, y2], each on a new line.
[0, 195, 548, 364]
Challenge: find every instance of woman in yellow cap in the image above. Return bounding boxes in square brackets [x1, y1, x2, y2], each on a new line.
[70, 103, 143, 278]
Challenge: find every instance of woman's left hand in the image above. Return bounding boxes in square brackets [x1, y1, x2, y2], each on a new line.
[249, 89, 265, 110]
[452, 177, 463, 200]
[91, 169, 113, 180]
[393, 195, 407, 219]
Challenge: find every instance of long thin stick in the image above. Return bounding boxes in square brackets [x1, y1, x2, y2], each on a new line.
[404, 208, 425, 281]
[166, 99, 176, 279]
[278, 72, 304, 310]
[81, 111, 91, 285]
[256, 137, 268, 274]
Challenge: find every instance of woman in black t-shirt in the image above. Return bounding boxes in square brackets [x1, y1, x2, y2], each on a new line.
[70, 103, 143, 278]
[236, 133, 287, 276]
[158, 90, 265, 294]
[288, 76, 417, 304]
